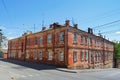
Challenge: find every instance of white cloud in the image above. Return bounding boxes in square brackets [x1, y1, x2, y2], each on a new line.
[0, 26, 6, 30]
[116, 31, 120, 34]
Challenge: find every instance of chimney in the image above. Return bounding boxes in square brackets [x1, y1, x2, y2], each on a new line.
[49, 24, 54, 29]
[73, 24, 78, 29]
[53, 22, 59, 29]
[88, 28, 93, 34]
[65, 20, 70, 26]
[42, 27, 46, 31]
[88, 28, 91, 33]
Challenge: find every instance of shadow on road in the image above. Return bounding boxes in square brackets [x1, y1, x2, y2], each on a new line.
[0, 58, 65, 71]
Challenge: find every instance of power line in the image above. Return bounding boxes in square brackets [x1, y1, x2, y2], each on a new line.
[1, 0, 8, 14]
[100, 29, 120, 34]
[92, 19, 120, 29]
[79, 8, 120, 26]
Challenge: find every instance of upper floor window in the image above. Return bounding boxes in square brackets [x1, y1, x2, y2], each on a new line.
[26, 39, 30, 46]
[73, 52, 78, 62]
[73, 34, 77, 43]
[47, 34, 52, 43]
[90, 38, 92, 46]
[59, 32, 64, 42]
[40, 37, 43, 45]
[35, 37, 38, 45]
[81, 36, 84, 45]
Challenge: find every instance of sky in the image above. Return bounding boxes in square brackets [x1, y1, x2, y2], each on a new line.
[0, 0, 120, 41]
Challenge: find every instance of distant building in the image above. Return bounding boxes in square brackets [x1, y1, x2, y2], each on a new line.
[8, 20, 114, 69]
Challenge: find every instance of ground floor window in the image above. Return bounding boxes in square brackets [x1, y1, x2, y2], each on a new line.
[18, 51, 21, 58]
[26, 51, 29, 59]
[73, 52, 78, 62]
[34, 52, 37, 60]
[86, 51, 88, 61]
[39, 51, 42, 60]
[81, 51, 84, 62]
[48, 51, 52, 60]
[58, 52, 64, 61]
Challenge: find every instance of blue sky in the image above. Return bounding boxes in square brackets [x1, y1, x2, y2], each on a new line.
[0, 0, 120, 41]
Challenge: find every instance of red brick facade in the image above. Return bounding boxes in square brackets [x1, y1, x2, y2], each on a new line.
[8, 20, 114, 69]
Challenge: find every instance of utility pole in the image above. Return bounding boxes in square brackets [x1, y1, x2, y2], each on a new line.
[0, 29, 3, 47]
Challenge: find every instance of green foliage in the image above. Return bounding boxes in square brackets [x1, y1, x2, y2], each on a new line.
[114, 42, 120, 59]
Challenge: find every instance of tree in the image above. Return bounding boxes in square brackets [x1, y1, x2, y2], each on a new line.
[114, 42, 120, 59]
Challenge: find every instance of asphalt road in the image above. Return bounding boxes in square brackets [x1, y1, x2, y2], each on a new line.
[0, 58, 120, 80]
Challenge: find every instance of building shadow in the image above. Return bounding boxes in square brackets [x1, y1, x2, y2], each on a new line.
[0, 58, 65, 71]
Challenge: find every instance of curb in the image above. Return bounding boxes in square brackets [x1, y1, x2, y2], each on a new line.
[56, 68, 77, 73]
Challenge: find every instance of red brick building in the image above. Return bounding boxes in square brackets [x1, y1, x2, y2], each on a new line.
[8, 20, 114, 69]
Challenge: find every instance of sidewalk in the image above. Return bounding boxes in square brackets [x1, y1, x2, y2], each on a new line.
[0, 68, 12, 80]
[56, 68, 115, 73]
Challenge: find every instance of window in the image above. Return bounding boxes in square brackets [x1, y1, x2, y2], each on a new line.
[47, 34, 52, 43]
[35, 37, 38, 45]
[34, 52, 37, 60]
[86, 51, 88, 61]
[26, 51, 29, 59]
[85, 37, 88, 46]
[81, 36, 84, 45]
[90, 38, 92, 47]
[48, 51, 52, 60]
[73, 34, 77, 43]
[81, 51, 84, 61]
[59, 32, 64, 42]
[26, 39, 30, 45]
[58, 52, 64, 61]
[18, 51, 21, 58]
[39, 51, 42, 60]
[73, 52, 78, 62]
[40, 37, 43, 45]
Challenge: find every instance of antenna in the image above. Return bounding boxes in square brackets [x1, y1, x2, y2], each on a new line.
[72, 17, 75, 26]
[34, 24, 35, 32]
[42, 13, 45, 27]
